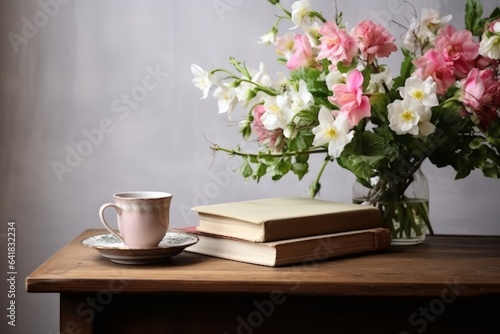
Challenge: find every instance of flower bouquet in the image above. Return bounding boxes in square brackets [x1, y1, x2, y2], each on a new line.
[192, 0, 500, 244]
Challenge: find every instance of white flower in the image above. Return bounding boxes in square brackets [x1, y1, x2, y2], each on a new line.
[418, 110, 436, 137]
[258, 27, 277, 45]
[325, 69, 347, 91]
[275, 32, 296, 60]
[251, 62, 275, 89]
[213, 84, 238, 116]
[191, 64, 215, 99]
[398, 76, 439, 109]
[234, 63, 275, 107]
[479, 23, 500, 60]
[403, 18, 422, 53]
[261, 95, 293, 131]
[303, 21, 321, 47]
[388, 99, 426, 136]
[367, 66, 393, 93]
[234, 81, 253, 104]
[312, 107, 354, 158]
[291, 0, 312, 30]
[403, 9, 450, 54]
[289, 80, 313, 113]
[421, 8, 452, 33]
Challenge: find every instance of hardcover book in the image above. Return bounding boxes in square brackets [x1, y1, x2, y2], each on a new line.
[179, 227, 391, 267]
[191, 197, 381, 242]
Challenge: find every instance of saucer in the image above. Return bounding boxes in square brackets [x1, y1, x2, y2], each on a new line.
[81, 232, 199, 265]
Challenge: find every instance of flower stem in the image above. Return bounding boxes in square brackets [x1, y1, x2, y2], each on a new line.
[308, 156, 332, 198]
[275, 2, 292, 18]
[210, 144, 327, 159]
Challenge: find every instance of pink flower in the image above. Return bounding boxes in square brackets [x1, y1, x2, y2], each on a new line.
[461, 68, 500, 130]
[487, 19, 500, 32]
[316, 21, 358, 66]
[328, 69, 371, 127]
[275, 32, 295, 60]
[413, 50, 456, 95]
[287, 34, 316, 70]
[462, 68, 486, 110]
[352, 20, 397, 64]
[252, 105, 283, 150]
[434, 25, 479, 78]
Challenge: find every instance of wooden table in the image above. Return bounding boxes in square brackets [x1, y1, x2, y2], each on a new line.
[27, 229, 500, 334]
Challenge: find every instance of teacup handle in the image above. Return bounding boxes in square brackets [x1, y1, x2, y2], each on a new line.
[99, 203, 126, 244]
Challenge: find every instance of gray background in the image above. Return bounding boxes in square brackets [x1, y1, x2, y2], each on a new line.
[1, 0, 499, 333]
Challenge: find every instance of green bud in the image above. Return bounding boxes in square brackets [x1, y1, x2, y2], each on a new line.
[309, 181, 321, 198]
[284, 124, 297, 139]
[268, 0, 279, 5]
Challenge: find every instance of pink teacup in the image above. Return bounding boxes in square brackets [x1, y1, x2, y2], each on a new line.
[99, 191, 172, 248]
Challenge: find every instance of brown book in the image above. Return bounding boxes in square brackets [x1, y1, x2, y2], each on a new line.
[191, 197, 381, 242]
[179, 227, 391, 267]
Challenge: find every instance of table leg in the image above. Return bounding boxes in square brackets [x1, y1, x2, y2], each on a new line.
[60, 293, 94, 334]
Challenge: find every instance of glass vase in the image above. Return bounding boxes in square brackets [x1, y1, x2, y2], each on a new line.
[352, 168, 433, 246]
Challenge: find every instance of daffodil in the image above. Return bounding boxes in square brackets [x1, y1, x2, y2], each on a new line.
[388, 98, 426, 136]
[289, 80, 313, 113]
[261, 95, 293, 131]
[312, 107, 354, 158]
[291, 0, 312, 30]
[191, 64, 215, 99]
[398, 76, 439, 109]
[213, 84, 238, 116]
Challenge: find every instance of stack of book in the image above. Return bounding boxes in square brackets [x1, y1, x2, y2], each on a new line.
[180, 197, 391, 267]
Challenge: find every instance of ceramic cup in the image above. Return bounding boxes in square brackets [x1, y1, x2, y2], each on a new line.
[99, 191, 172, 248]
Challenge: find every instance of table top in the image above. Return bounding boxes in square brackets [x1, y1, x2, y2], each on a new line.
[26, 229, 500, 297]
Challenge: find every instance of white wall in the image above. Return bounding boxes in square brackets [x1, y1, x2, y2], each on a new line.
[1, 0, 499, 333]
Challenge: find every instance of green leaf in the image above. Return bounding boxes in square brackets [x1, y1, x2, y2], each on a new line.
[268, 158, 291, 180]
[465, 0, 484, 36]
[393, 48, 415, 90]
[295, 153, 309, 163]
[292, 162, 309, 180]
[336, 61, 355, 74]
[487, 7, 500, 21]
[252, 163, 268, 182]
[369, 93, 390, 126]
[487, 118, 500, 138]
[288, 131, 314, 152]
[455, 159, 472, 179]
[337, 132, 391, 180]
[240, 159, 253, 179]
[469, 138, 484, 150]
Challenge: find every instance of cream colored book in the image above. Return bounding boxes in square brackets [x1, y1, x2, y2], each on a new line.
[179, 227, 391, 267]
[191, 197, 381, 242]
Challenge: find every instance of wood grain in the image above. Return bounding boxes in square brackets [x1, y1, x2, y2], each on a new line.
[26, 229, 500, 297]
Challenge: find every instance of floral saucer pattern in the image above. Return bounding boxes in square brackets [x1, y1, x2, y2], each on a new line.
[81, 232, 198, 265]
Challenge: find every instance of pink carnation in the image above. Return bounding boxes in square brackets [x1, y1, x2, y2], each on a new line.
[352, 20, 397, 64]
[328, 69, 371, 127]
[434, 25, 479, 78]
[316, 21, 358, 66]
[287, 34, 316, 70]
[252, 105, 283, 150]
[413, 49, 456, 95]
